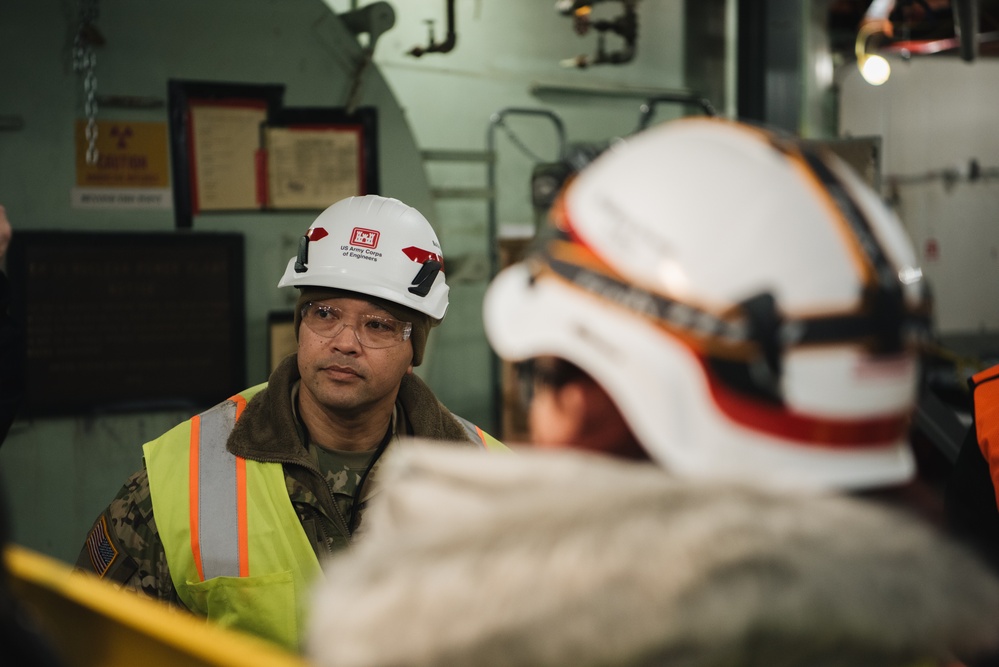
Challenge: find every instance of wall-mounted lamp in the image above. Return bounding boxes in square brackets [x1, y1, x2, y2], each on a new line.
[856, 20, 891, 86]
[860, 53, 891, 85]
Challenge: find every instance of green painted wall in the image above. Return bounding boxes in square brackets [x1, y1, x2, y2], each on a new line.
[0, 0, 692, 564]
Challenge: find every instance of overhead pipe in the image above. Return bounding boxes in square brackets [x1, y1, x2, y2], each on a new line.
[882, 30, 999, 56]
[408, 0, 456, 57]
[858, 0, 982, 64]
[558, 0, 638, 68]
[952, 0, 980, 61]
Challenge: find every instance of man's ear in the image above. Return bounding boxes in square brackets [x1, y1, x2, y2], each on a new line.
[552, 381, 591, 435]
[536, 379, 605, 446]
[528, 379, 590, 449]
[558, 377, 648, 460]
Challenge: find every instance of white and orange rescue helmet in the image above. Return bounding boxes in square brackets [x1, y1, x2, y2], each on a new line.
[484, 118, 932, 491]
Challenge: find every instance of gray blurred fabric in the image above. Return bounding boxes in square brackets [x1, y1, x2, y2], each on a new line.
[308, 442, 999, 667]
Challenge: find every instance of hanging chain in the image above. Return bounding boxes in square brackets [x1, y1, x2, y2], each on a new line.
[72, 0, 100, 165]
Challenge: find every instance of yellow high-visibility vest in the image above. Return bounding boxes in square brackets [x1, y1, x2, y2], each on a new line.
[144, 384, 321, 652]
[454, 414, 508, 452]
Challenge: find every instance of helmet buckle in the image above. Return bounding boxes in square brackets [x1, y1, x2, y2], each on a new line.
[294, 235, 310, 273]
[408, 259, 442, 297]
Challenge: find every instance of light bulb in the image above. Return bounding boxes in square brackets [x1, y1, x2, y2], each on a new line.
[860, 54, 891, 85]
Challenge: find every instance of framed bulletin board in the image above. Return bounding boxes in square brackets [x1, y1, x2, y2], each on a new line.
[6, 231, 247, 416]
[168, 79, 285, 228]
[168, 80, 380, 227]
[263, 107, 379, 210]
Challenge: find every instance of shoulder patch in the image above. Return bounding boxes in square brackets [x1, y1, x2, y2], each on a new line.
[85, 515, 119, 577]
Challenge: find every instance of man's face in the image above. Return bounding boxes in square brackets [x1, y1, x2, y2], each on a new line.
[297, 296, 414, 418]
[526, 357, 648, 461]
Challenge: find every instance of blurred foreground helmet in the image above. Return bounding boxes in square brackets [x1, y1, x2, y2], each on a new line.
[278, 195, 449, 320]
[484, 118, 932, 491]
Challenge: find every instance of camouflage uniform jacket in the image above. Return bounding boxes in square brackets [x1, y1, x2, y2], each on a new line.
[75, 353, 482, 606]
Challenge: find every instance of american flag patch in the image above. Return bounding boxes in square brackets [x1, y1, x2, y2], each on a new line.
[85, 516, 118, 577]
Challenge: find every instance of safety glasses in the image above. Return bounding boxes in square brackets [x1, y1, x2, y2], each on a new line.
[300, 302, 412, 349]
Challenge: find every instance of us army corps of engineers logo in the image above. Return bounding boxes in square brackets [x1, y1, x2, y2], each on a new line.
[343, 227, 383, 262]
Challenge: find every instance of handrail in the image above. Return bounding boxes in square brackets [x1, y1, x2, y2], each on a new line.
[485, 108, 567, 435]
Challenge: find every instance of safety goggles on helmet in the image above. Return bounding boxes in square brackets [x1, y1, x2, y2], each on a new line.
[535, 223, 933, 407]
[300, 301, 412, 349]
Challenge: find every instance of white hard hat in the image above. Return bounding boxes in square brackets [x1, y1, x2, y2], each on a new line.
[484, 118, 933, 491]
[278, 195, 449, 320]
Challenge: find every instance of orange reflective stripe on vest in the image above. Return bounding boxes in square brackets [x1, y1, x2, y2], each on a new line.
[144, 383, 320, 650]
[454, 415, 508, 453]
[189, 394, 250, 581]
[972, 364, 999, 512]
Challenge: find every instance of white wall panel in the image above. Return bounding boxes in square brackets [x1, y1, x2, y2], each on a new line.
[840, 57, 999, 336]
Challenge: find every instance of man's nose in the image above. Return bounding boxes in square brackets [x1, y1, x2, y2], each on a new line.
[327, 322, 363, 350]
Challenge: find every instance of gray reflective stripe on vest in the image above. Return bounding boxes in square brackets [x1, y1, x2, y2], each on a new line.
[196, 399, 242, 580]
[454, 415, 486, 449]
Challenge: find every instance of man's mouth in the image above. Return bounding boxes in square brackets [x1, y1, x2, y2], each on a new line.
[323, 363, 362, 379]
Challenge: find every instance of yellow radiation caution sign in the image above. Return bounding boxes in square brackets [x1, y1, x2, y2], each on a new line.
[72, 120, 172, 209]
[74, 120, 170, 188]
[4, 546, 310, 667]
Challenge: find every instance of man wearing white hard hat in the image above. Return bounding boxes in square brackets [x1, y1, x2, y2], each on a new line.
[486, 118, 933, 493]
[305, 120, 999, 667]
[77, 195, 503, 653]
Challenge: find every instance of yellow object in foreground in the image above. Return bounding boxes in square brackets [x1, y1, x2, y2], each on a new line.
[4, 545, 310, 667]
